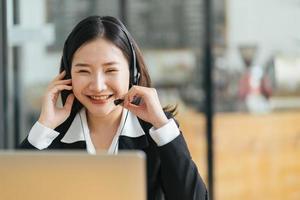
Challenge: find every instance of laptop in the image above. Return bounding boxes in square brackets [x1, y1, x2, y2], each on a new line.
[0, 151, 146, 200]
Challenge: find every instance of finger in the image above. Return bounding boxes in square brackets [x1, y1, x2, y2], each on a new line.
[49, 79, 72, 90]
[53, 79, 72, 86]
[128, 94, 145, 106]
[123, 93, 131, 108]
[127, 86, 145, 102]
[123, 96, 145, 116]
[49, 85, 73, 95]
[131, 96, 142, 105]
[51, 92, 59, 104]
[53, 70, 66, 82]
[63, 93, 74, 111]
[124, 94, 142, 108]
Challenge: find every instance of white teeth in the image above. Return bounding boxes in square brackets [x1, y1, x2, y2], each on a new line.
[90, 95, 111, 100]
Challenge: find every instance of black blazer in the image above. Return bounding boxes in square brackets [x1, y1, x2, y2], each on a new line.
[19, 113, 208, 200]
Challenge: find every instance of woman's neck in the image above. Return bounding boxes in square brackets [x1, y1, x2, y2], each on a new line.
[86, 107, 123, 136]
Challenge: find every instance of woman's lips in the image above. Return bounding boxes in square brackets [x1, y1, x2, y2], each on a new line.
[87, 94, 113, 104]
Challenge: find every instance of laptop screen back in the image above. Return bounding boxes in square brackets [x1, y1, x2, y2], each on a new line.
[0, 151, 146, 200]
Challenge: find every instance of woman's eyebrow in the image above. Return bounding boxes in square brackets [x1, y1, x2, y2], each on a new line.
[74, 61, 120, 68]
[74, 63, 90, 67]
[103, 61, 119, 66]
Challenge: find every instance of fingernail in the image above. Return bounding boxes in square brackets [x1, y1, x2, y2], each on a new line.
[131, 97, 142, 105]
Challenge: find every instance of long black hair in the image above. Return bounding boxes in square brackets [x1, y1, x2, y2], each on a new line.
[59, 16, 151, 116]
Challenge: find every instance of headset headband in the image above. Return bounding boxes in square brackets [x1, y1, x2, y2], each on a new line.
[100, 19, 140, 86]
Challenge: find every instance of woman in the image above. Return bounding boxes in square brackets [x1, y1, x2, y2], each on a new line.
[20, 16, 208, 200]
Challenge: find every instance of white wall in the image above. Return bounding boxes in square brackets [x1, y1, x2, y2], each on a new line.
[226, 0, 300, 69]
[19, 0, 57, 85]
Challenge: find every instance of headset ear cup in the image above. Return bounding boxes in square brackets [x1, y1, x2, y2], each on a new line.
[135, 72, 140, 85]
[131, 68, 140, 86]
[131, 48, 140, 86]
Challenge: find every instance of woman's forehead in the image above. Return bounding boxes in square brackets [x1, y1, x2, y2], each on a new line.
[72, 38, 126, 64]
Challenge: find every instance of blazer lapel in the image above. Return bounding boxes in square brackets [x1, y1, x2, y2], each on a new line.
[50, 108, 153, 151]
[118, 135, 149, 150]
[118, 118, 154, 150]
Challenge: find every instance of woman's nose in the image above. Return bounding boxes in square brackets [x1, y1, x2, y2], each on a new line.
[88, 73, 107, 92]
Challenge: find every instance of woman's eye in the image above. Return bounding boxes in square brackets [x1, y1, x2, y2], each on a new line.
[106, 69, 118, 73]
[78, 70, 89, 73]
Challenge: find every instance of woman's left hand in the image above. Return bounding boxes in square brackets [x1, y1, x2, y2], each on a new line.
[122, 86, 168, 129]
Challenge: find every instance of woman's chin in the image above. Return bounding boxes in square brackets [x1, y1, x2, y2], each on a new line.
[85, 103, 121, 118]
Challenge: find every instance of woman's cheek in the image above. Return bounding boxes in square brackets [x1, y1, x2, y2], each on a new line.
[110, 75, 129, 92]
[119, 73, 130, 91]
[72, 77, 86, 96]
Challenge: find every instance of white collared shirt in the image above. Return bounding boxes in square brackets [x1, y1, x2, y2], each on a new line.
[28, 108, 180, 154]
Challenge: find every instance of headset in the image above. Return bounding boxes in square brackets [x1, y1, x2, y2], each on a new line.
[62, 17, 140, 87]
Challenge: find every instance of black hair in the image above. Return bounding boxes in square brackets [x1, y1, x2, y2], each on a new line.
[58, 15, 176, 124]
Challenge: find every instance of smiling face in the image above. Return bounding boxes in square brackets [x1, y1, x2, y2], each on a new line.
[71, 37, 130, 118]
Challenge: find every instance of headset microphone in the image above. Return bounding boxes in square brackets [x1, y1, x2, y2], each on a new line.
[114, 96, 141, 106]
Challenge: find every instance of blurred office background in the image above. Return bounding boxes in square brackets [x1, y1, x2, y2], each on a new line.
[0, 0, 300, 199]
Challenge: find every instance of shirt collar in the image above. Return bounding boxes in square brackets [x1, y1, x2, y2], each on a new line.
[60, 108, 146, 154]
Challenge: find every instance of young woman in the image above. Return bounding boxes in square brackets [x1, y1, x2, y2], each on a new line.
[20, 16, 208, 200]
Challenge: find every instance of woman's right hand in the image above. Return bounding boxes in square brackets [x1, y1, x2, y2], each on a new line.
[38, 70, 75, 129]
